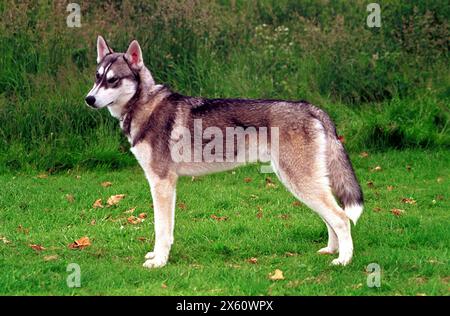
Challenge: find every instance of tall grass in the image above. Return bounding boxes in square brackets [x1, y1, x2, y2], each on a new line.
[0, 0, 448, 172]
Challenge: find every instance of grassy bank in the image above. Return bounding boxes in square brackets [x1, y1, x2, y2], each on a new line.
[0, 0, 448, 172]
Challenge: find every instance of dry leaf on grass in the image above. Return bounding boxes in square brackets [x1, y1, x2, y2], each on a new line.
[387, 185, 394, 191]
[371, 166, 382, 172]
[101, 181, 112, 187]
[124, 207, 136, 214]
[127, 216, 142, 225]
[247, 257, 258, 264]
[269, 269, 285, 281]
[66, 194, 75, 203]
[90, 219, 96, 225]
[279, 214, 290, 220]
[244, 177, 252, 183]
[161, 283, 168, 289]
[37, 173, 48, 179]
[17, 225, 29, 235]
[359, 151, 369, 158]
[93, 199, 103, 209]
[178, 203, 187, 210]
[366, 181, 374, 188]
[256, 206, 263, 219]
[373, 207, 382, 212]
[1, 236, 11, 244]
[68, 236, 91, 249]
[292, 201, 302, 207]
[265, 177, 277, 188]
[211, 214, 228, 221]
[391, 208, 405, 217]
[43, 255, 58, 261]
[338, 135, 345, 143]
[138, 213, 147, 219]
[401, 197, 417, 205]
[29, 244, 45, 251]
[107, 194, 126, 206]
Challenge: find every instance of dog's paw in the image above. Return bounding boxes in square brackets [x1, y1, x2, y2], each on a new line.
[330, 257, 351, 266]
[317, 247, 338, 255]
[145, 251, 155, 260]
[143, 255, 168, 269]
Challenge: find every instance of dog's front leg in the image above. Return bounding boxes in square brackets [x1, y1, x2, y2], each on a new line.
[143, 171, 177, 269]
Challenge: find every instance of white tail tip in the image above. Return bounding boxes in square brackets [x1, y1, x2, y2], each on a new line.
[345, 204, 364, 225]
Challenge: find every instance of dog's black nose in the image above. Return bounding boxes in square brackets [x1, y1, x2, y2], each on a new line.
[85, 96, 96, 107]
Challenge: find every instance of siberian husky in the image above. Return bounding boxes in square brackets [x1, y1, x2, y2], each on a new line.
[85, 36, 364, 268]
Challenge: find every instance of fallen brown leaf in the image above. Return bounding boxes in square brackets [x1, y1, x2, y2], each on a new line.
[338, 135, 345, 143]
[124, 207, 136, 214]
[247, 257, 258, 264]
[127, 216, 142, 225]
[391, 208, 405, 217]
[1, 236, 11, 244]
[269, 269, 285, 281]
[107, 194, 126, 206]
[178, 203, 187, 210]
[366, 181, 374, 188]
[373, 207, 382, 212]
[17, 225, 29, 235]
[93, 199, 103, 209]
[138, 212, 147, 219]
[211, 214, 228, 221]
[29, 244, 45, 251]
[68, 236, 91, 249]
[372, 166, 382, 172]
[256, 206, 263, 219]
[66, 194, 75, 203]
[359, 151, 369, 158]
[279, 214, 290, 220]
[90, 219, 96, 225]
[292, 201, 302, 207]
[37, 173, 48, 179]
[387, 185, 394, 191]
[401, 197, 417, 205]
[244, 177, 252, 183]
[161, 283, 168, 289]
[101, 181, 113, 187]
[43, 255, 58, 261]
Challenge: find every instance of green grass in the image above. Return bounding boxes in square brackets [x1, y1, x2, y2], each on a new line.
[0, 149, 448, 295]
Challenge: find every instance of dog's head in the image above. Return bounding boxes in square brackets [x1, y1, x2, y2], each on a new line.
[85, 36, 147, 111]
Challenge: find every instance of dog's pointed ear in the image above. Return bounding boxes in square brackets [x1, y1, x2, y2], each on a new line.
[124, 40, 144, 70]
[97, 35, 113, 63]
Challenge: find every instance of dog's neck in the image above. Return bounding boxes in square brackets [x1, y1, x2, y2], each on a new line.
[111, 66, 165, 145]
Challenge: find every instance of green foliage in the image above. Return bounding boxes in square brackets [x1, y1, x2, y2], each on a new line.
[0, 0, 448, 171]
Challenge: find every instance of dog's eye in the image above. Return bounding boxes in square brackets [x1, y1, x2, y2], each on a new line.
[107, 77, 119, 84]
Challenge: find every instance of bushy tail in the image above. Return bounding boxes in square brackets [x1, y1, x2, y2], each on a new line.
[310, 107, 364, 224]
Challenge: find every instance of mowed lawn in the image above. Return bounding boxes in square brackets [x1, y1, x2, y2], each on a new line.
[0, 149, 448, 296]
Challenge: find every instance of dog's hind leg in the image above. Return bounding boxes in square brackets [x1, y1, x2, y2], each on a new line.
[271, 122, 353, 265]
[317, 222, 339, 255]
